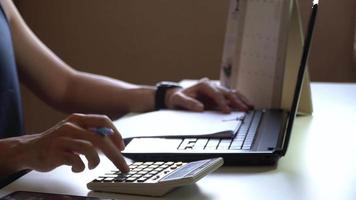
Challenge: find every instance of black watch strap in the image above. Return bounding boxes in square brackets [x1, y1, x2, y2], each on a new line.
[155, 82, 182, 110]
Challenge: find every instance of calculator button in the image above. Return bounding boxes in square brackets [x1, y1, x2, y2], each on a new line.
[103, 177, 115, 182]
[156, 167, 165, 171]
[143, 174, 153, 179]
[149, 164, 160, 168]
[138, 171, 147, 175]
[93, 177, 104, 182]
[160, 164, 169, 169]
[114, 178, 125, 182]
[131, 168, 141, 172]
[137, 178, 148, 182]
[116, 174, 127, 178]
[150, 170, 160, 174]
[125, 177, 137, 182]
[131, 175, 142, 179]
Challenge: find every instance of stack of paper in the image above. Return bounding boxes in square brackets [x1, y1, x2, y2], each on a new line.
[114, 110, 245, 139]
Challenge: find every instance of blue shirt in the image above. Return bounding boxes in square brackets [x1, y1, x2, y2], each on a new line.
[0, 5, 24, 138]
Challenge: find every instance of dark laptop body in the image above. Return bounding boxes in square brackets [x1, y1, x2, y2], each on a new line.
[122, 2, 318, 165]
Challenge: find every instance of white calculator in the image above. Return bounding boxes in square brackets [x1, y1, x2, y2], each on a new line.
[87, 157, 223, 196]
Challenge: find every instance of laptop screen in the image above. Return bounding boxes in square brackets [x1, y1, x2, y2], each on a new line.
[281, 1, 319, 155]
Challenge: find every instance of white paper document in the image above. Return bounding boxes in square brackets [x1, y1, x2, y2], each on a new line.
[114, 110, 244, 139]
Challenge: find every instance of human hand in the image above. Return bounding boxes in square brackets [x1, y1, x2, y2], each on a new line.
[19, 114, 129, 173]
[165, 78, 254, 113]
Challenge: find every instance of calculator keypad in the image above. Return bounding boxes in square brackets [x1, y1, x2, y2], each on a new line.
[93, 161, 186, 183]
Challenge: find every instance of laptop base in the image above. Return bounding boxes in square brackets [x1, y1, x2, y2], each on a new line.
[123, 152, 281, 166]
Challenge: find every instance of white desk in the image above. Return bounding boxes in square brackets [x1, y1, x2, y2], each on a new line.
[1, 83, 356, 200]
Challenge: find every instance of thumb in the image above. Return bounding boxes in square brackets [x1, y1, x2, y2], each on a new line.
[172, 93, 204, 112]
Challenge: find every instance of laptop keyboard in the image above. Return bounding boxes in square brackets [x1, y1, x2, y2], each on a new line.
[178, 111, 263, 151]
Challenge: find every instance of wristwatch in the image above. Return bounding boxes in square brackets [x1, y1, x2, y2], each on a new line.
[155, 81, 182, 110]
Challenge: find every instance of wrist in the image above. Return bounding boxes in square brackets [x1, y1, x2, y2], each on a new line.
[155, 81, 182, 110]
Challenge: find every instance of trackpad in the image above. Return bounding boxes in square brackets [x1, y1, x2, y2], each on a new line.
[124, 138, 182, 153]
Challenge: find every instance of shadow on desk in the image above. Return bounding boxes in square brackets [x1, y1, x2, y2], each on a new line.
[88, 184, 210, 200]
[216, 165, 277, 175]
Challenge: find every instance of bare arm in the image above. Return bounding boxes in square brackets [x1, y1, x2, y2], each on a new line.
[2, 0, 155, 118]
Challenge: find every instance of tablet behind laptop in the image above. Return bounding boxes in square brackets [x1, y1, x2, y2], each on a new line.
[121, 1, 319, 165]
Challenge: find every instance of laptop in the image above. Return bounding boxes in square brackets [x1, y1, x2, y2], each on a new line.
[121, 1, 319, 165]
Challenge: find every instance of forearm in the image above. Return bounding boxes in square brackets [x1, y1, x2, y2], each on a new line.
[60, 71, 156, 118]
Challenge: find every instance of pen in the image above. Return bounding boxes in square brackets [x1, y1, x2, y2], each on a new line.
[89, 127, 114, 137]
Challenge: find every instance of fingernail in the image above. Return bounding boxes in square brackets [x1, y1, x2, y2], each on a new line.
[195, 103, 204, 111]
[89, 164, 94, 170]
[123, 164, 130, 173]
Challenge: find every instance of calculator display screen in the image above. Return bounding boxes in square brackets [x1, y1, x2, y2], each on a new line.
[0, 191, 111, 200]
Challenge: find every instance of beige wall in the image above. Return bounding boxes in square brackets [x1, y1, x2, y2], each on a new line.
[299, 0, 356, 82]
[15, 0, 229, 132]
[14, 0, 356, 132]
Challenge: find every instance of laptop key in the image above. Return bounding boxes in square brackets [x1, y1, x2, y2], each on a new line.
[178, 138, 197, 150]
[204, 139, 220, 150]
[205, 145, 219, 150]
[242, 145, 251, 150]
[230, 140, 243, 149]
[217, 139, 232, 150]
[193, 139, 208, 150]
[242, 111, 263, 149]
